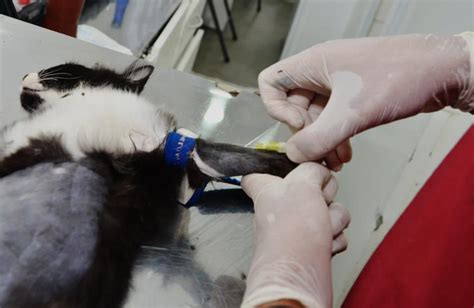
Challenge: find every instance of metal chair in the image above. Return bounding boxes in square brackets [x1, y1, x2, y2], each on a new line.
[206, 0, 237, 62]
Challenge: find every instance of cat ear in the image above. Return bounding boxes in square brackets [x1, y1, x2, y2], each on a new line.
[126, 65, 155, 93]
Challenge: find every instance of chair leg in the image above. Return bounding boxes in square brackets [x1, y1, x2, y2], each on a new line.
[223, 0, 238, 41]
[257, 0, 261, 12]
[207, 0, 230, 62]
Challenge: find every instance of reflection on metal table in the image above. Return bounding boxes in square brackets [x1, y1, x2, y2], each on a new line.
[0, 16, 289, 307]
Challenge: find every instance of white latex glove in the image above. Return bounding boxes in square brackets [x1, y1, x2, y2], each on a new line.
[258, 34, 473, 165]
[241, 163, 350, 308]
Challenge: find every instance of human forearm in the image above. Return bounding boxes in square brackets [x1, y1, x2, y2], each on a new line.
[455, 32, 474, 113]
[243, 240, 333, 308]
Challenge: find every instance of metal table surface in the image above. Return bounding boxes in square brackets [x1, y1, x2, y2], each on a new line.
[0, 16, 288, 307]
[81, 0, 182, 56]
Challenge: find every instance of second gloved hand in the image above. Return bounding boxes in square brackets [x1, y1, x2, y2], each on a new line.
[241, 163, 350, 308]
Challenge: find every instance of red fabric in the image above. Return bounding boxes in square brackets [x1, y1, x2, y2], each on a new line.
[343, 126, 474, 308]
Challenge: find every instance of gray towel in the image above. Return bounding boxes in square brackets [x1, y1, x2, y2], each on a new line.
[0, 162, 107, 307]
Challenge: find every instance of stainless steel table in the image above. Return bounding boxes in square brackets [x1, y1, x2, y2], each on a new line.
[0, 15, 286, 307]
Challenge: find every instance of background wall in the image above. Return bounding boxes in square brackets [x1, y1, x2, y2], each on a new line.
[283, 0, 473, 58]
[369, 0, 473, 36]
[281, 0, 360, 58]
[203, 0, 234, 30]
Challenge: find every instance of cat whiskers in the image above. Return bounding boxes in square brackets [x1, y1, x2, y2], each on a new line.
[41, 73, 73, 79]
[39, 72, 81, 81]
[37, 77, 59, 82]
[38, 68, 65, 79]
[38, 76, 82, 83]
[38, 67, 72, 78]
[46, 76, 81, 80]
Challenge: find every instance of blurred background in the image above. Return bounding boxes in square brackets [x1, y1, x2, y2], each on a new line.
[4, 0, 471, 90]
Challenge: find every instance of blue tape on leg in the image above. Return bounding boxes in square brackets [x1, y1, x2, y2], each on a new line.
[164, 132, 196, 169]
[221, 177, 241, 186]
[165, 132, 241, 208]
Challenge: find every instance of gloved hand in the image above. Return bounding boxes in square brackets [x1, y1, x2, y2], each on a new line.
[258, 34, 473, 165]
[241, 163, 350, 308]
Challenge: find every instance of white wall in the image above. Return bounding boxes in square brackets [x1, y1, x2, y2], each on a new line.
[401, 0, 473, 34]
[203, 0, 234, 31]
[281, 0, 363, 58]
[369, 0, 473, 36]
[282, 0, 473, 57]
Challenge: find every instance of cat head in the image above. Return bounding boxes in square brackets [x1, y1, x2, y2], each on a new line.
[20, 62, 154, 113]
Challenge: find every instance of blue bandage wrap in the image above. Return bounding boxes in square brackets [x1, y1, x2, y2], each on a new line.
[185, 187, 206, 208]
[221, 177, 241, 186]
[164, 132, 196, 169]
[164, 131, 241, 208]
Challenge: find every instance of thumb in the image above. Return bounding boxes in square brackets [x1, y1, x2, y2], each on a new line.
[241, 174, 280, 201]
[286, 87, 361, 163]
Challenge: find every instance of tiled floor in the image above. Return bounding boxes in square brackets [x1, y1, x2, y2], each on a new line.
[193, 0, 298, 88]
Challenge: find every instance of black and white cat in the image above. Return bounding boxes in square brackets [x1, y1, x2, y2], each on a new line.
[0, 62, 295, 308]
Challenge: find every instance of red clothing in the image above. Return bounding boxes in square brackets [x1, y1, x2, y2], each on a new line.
[344, 126, 474, 308]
